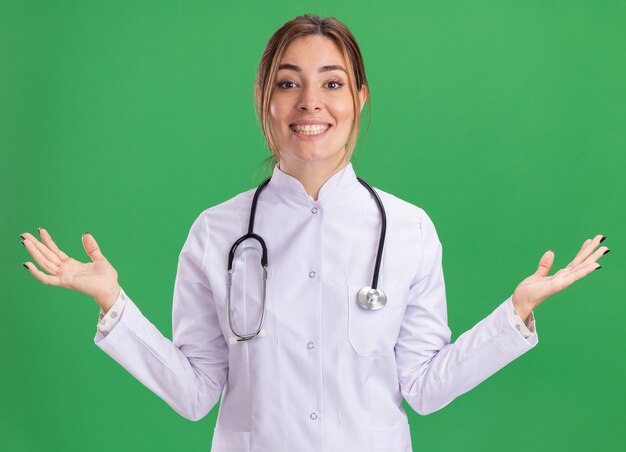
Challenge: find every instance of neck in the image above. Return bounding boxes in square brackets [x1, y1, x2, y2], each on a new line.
[278, 153, 349, 201]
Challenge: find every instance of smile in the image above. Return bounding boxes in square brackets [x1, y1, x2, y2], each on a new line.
[289, 123, 331, 135]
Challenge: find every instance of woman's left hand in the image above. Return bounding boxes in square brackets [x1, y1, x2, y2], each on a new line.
[512, 234, 609, 321]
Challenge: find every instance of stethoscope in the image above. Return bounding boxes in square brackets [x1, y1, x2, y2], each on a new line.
[226, 174, 387, 343]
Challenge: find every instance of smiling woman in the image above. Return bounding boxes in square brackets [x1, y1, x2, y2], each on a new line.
[254, 15, 370, 194]
[19, 12, 610, 452]
[266, 35, 367, 190]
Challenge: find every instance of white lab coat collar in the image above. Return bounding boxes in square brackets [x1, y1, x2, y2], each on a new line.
[268, 161, 358, 203]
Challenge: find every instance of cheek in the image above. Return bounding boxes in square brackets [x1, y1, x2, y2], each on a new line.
[269, 96, 289, 124]
[333, 97, 355, 123]
[268, 103, 279, 124]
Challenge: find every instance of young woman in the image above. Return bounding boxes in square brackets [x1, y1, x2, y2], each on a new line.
[20, 14, 608, 452]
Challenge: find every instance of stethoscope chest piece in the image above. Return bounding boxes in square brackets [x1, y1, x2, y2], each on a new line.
[357, 286, 387, 310]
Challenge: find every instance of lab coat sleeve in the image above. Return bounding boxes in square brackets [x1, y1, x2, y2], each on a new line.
[93, 212, 229, 421]
[96, 291, 128, 335]
[396, 210, 538, 415]
[505, 297, 536, 339]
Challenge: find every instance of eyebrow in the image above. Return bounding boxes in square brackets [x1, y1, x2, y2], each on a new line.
[278, 63, 347, 74]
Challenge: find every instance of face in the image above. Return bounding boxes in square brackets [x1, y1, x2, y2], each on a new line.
[266, 35, 367, 169]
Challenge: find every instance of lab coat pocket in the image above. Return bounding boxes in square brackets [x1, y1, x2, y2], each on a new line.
[211, 427, 250, 451]
[347, 284, 409, 358]
[372, 423, 412, 450]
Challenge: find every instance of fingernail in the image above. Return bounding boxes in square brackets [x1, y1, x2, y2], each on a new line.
[37, 227, 42, 231]
[603, 249, 610, 255]
[595, 265, 602, 270]
[19, 234, 25, 240]
[82, 231, 90, 237]
[21, 240, 25, 247]
[600, 236, 606, 243]
[23, 263, 28, 269]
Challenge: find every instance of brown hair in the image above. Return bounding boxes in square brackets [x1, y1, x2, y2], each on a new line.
[254, 14, 371, 174]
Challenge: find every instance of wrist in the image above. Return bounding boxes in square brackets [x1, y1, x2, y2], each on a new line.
[512, 294, 533, 323]
[95, 283, 122, 314]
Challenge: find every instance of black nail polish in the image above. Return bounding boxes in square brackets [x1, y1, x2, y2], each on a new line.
[21, 240, 25, 246]
[23, 263, 28, 269]
[20, 235, 25, 240]
[82, 231, 90, 237]
[600, 236, 606, 243]
[595, 265, 602, 270]
[603, 249, 610, 255]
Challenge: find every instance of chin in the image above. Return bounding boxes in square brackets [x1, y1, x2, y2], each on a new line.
[288, 147, 342, 163]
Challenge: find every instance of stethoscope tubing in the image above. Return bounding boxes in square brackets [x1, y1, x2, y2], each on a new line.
[226, 173, 386, 342]
[356, 177, 387, 291]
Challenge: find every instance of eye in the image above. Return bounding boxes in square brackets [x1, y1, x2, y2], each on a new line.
[276, 80, 297, 89]
[326, 80, 344, 89]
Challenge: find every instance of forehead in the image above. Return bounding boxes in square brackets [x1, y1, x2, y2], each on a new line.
[279, 35, 345, 67]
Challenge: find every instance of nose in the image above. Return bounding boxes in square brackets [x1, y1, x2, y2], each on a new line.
[297, 85, 322, 112]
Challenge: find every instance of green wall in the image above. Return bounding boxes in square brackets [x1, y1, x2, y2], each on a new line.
[2, 1, 624, 451]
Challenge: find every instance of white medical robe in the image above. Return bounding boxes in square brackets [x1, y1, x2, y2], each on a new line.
[94, 162, 538, 452]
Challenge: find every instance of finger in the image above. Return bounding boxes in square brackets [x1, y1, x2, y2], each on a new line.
[23, 262, 61, 286]
[575, 243, 609, 271]
[82, 233, 105, 262]
[22, 238, 59, 275]
[567, 235, 604, 269]
[567, 238, 592, 269]
[535, 250, 555, 277]
[38, 227, 70, 261]
[20, 231, 62, 266]
[553, 260, 600, 292]
[570, 239, 591, 266]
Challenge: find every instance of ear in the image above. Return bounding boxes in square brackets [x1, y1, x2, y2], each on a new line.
[358, 84, 368, 112]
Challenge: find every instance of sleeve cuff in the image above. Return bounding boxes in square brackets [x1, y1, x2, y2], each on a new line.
[97, 287, 128, 336]
[505, 296, 536, 339]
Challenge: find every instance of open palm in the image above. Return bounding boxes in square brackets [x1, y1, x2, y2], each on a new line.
[512, 234, 609, 320]
[21, 228, 121, 309]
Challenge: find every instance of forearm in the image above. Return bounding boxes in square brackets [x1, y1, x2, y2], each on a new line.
[94, 289, 227, 421]
[400, 297, 538, 415]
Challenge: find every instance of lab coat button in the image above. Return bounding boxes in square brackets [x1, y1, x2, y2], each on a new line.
[311, 207, 318, 214]
[308, 271, 316, 278]
[310, 412, 318, 420]
[307, 341, 315, 349]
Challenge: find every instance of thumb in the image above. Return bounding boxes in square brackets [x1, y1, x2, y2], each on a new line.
[535, 250, 554, 277]
[82, 232, 105, 262]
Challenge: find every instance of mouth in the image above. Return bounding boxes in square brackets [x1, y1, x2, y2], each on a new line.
[289, 123, 332, 136]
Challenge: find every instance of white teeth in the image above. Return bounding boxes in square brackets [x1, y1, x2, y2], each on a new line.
[290, 124, 329, 135]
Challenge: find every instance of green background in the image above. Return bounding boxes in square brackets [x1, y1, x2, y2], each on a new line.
[2, 1, 624, 451]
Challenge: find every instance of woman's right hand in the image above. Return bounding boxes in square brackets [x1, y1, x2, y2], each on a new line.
[20, 228, 121, 313]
